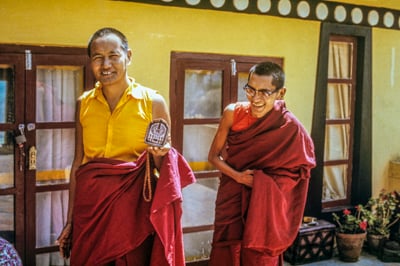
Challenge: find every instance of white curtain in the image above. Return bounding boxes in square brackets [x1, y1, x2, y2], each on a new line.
[322, 41, 352, 202]
[35, 67, 81, 265]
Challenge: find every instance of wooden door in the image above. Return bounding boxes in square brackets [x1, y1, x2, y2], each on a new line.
[0, 45, 93, 265]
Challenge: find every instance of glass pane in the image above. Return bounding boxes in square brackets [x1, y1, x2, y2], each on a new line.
[0, 131, 14, 189]
[328, 41, 353, 79]
[36, 190, 69, 249]
[0, 195, 15, 244]
[182, 177, 218, 228]
[326, 83, 351, 119]
[237, 71, 248, 102]
[184, 69, 222, 119]
[324, 124, 349, 161]
[36, 66, 83, 122]
[184, 230, 213, 262]
[322, 165, 348, 202]
[36, 129, 74, 185]
[0, 66, 15, 123]
[183, 125, 217, 171]
[37, 251, 69, 266]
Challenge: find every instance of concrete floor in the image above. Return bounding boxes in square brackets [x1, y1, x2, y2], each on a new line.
[283, 250, 400, 266]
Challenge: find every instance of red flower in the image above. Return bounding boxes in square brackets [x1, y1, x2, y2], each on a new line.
[359, 220, 368, 231]
[343, 209, 351, 215]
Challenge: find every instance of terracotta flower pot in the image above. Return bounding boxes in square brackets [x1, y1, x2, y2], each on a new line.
[336, 232, 367, 262]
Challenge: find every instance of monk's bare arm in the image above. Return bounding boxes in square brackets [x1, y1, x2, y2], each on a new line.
[149, 93, 171, 169]
[56, 100, 84, 258]
[208, 104, 254, 187]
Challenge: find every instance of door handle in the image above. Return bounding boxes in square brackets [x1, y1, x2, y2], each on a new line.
[29, 146, 37, 170]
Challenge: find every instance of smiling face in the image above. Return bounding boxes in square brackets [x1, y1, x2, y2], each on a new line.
[89, 33, 132, 88]
[246, 73, 286, 118]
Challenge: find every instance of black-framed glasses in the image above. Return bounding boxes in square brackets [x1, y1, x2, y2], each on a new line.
[243, 83, 280, 97]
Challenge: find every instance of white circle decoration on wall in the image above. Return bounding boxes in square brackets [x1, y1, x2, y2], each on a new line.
[383, 12, 394, 28]
[186, 0, 201, 5]
[316, 3, 328, 20]
[233, 0, 249, 11]
[210, 0, 225, 8]
[297, 1, 310, 18]
[278, 0, 291, 16]
[368, 10, 379, 26]
[351, 8, 363, 24]
[334, 5, 346, 22]
[257, 0, 271, 13]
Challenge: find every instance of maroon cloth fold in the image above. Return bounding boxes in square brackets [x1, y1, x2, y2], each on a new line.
[209, 101, 316, 266]
[71, 148, 195, 266]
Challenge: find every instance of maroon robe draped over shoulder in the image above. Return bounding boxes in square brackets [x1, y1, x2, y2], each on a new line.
[71, 148, 195, 266]
[209, 100, 316, 266]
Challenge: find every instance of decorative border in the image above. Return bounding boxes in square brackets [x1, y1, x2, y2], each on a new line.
[118, 0, 400, 30]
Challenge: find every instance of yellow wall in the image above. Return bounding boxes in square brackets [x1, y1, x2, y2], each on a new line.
[372, 28, 400, 193]
[0, 0, 319, 127]
[2, 0, 400, 195]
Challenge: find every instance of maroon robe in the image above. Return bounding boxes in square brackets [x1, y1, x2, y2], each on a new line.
[71, 148, 195, 266]
[209, 101, 316, 266]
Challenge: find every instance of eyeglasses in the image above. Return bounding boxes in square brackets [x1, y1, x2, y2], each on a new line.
[243, 84, 280, 97]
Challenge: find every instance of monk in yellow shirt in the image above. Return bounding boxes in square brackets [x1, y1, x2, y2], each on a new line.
[56, 27, 195, 266]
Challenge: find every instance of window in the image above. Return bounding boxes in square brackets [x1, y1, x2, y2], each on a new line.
[169, 52, 282, 263]
[307, 23, 372, 218]
[322, 35, 357, 207]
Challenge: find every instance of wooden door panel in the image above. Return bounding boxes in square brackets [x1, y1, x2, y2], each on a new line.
[0, 53, 26, 259]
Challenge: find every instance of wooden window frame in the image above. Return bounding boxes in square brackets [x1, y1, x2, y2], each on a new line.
[322, 35, 358, 208]
[306, 23, 372, 219]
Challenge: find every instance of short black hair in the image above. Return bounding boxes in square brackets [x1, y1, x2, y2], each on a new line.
[87, 27, 129, 57]
[248, 61, 285, 89]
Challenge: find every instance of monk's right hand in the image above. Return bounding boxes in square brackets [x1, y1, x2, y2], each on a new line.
[235, 169, 254, 187]
[56, 223, 72, 259]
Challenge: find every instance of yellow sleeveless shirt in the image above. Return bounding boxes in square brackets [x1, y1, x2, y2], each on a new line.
[79, 79, 156, 163]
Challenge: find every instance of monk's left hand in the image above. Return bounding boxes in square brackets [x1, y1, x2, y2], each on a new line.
[147, 142, 171, 157]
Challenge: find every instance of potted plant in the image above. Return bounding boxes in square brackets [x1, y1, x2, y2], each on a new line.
[332, 205, 368, 262]
[364, 190, 400, 254]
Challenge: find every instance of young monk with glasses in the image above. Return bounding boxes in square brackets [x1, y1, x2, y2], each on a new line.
[208, 61, 316, 266]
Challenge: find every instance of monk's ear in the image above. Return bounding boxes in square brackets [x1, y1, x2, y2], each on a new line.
[126, 49, 132, 65]
[277, 87, 286, 100]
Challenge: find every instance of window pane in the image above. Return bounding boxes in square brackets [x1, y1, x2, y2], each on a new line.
[37, 251, 69, 266]
[237, 71, 248, 102]
[36, 190, 69, 249]
[0, 195, 15, 244]
[0, 66, 15, 124]
[182, 177, 218, 228]
[183, 125, 217, 171]
[184, 230, 213, 262]
[36, 129, 74, 185]
[326, 83, 351, 119]
[184, 69, 222, 119]
[322, 165, 348, 201]
[182, 178, 218, 261]
[36, 66, 83, 122]
[324, 124, 349, 161]
[328, 41, 353, 79]
[0, 131, 14, 189]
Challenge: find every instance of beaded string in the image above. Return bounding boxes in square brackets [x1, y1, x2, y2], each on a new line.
[143, 152, 152, 202]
